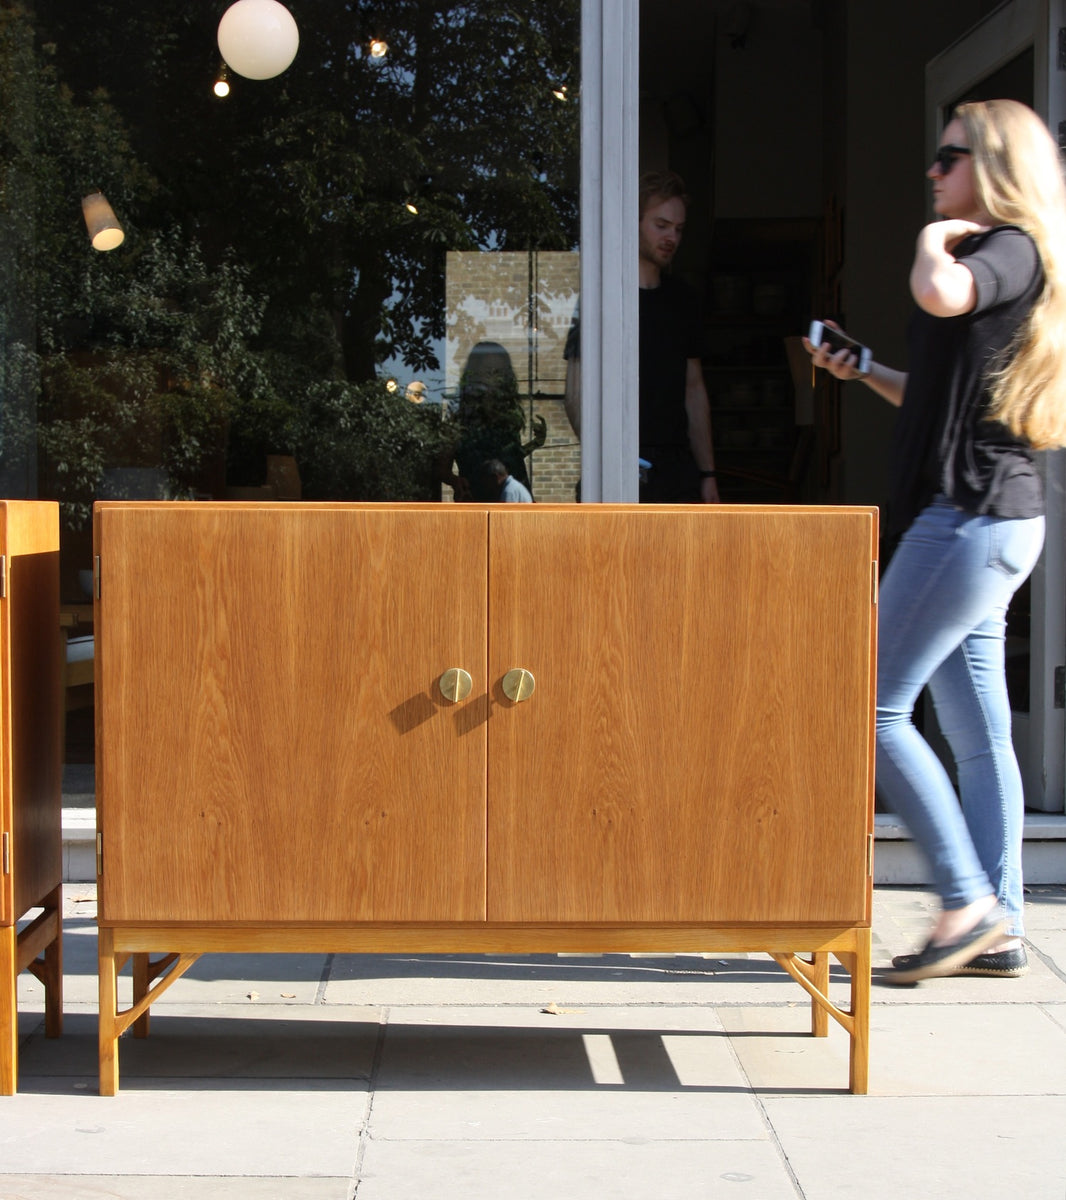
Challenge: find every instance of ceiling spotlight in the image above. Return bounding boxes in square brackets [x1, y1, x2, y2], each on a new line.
[405, 199, 419, 215]
[385, 378, 399, 393]
[369, 38, 388, 59]
[552, 83, 569, 102]
[213, 63, 231, 97]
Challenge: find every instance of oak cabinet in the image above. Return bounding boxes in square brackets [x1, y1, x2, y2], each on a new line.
[1, 501, 63, 1095]
[95, 502, 877, 1093]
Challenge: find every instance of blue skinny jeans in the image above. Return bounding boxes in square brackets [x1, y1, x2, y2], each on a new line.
[876, 496, 1045, 937]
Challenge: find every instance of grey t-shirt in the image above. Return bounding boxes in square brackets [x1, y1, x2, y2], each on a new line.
[888, 224, 1045, 535]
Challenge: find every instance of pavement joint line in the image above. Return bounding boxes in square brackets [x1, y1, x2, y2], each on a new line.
[314, 953, 335, 1005]
[739, 1047, 810, 1200]
[1027, 939, 1066, 985]
[350, 1011, 391, 1198]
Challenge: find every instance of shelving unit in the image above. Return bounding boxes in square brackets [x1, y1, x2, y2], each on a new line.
[703, 219, 819, 502]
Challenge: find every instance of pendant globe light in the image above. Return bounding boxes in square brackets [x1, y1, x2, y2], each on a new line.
[217, 0, 299, 81]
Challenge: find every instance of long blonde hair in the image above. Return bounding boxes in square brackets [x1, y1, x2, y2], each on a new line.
[959, 99, 1066, 449]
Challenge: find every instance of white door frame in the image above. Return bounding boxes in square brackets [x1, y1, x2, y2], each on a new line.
[579, 0, 640, 503]
[927, 0, 1066, 813]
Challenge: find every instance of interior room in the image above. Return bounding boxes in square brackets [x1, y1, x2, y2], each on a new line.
[638, 0, 1058, 814]
[639, 0, 1018, 508]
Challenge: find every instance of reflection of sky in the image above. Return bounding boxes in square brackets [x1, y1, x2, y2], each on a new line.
[378, 343, 449, 406]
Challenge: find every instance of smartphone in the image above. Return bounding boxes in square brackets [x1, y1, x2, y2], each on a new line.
[808, 320, 872, 375]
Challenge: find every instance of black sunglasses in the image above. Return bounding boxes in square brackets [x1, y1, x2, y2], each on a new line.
[933, 144, 972, 174]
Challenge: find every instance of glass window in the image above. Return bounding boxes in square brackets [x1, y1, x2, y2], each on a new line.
[0, 0, 579, 595]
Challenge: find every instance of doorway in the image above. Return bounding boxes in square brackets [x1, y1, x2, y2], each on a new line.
[635, 0, 1065, 814]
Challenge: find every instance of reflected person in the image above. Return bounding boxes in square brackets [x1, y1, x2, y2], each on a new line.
[481, 458, 532, 502]
[564, 170, 719, 502]
[448, 341, 534, 501]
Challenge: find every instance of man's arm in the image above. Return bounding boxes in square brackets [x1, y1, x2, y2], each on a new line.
[685, 358, 719, 503]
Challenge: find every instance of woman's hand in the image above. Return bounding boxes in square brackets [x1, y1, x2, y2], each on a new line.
[803, 320, 908, 408]
[921, 218, 989, 255]
[802, 320, 868, 381]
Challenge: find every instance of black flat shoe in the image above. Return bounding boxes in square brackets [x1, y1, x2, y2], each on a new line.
[891, 943, 1028, 977]
[953, 946, 1028, 977]
[887, 908, 1005, 984]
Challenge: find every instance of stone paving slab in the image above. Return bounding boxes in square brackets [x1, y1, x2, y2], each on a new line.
[720, 1000, 1066, 1095]
[0, 1085, 368, 1177]
[16, 1009, 381, 1083]
[0, 1177, 349, 1200]
[762, 1094, 1066, 1200]
[366, 1005, 765, 1143]
[325, 949, 856, 1009]
[8, 884, 1066, 1199]
[355, 1139, 800, 1200]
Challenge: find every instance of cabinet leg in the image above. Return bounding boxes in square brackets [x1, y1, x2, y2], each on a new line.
[810, 952, 829, 1038]
[848, 929, 871, 1095]
[132, 954, 151, 1038]
[98, 927, 119, 1096]
[42, 886, 63, 1039]
[1, 924, 16, 1095]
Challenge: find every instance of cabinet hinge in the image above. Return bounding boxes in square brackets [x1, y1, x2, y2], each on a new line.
[2, 831, 9, 875]
[93, 555, 101, 600]
[96, 831, 103, 878]
[871, 561, 878, 606]
[0, 554, 6, 600]
[867, 832, 874, 877]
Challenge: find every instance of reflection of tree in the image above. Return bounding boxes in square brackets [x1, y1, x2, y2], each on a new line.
[3, 0, 579, 514]
[29, 0, 580, 383]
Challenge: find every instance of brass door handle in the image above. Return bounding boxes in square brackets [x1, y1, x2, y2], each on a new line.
[502, 668, 535, 703]
[439, 668, 473, 703]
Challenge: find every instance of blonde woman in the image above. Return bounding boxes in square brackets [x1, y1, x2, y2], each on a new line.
[806, 100, 1066, 983]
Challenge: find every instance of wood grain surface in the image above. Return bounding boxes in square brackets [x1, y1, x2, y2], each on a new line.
[96, 503, 875, 928]
[486, 506, 876, 923]
[97, 504, 489, 923]
[1, 501, 62, 924]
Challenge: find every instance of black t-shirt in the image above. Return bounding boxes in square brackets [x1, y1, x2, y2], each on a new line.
[639, 276, 704, 451]
[887, 225, 1045, 535]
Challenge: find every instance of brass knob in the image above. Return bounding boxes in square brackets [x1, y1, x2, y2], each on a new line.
[502, 668, 536, 703]
[439, 668, 473, 703]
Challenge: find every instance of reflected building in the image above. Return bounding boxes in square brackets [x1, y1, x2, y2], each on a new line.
[445, 251, 580, 503]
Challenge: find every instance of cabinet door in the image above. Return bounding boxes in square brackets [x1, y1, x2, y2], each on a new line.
[486, 507, 876, 924]
[97, 504, 488, 923]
